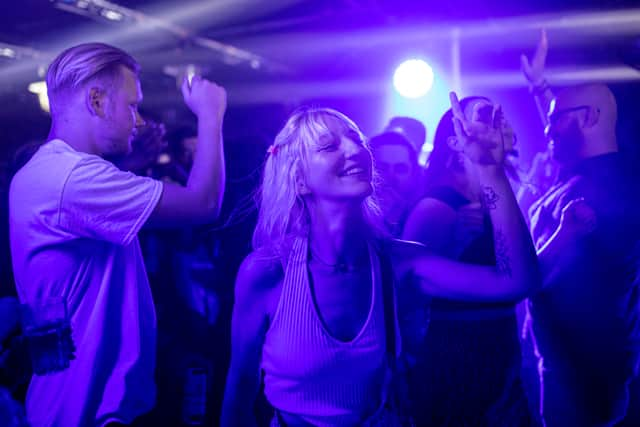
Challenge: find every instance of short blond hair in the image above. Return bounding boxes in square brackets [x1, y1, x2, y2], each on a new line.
[46, 42, 139, 113]
[252, 106, 387, 252]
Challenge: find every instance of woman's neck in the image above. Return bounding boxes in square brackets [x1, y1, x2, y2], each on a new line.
[307, 201, 369, 267]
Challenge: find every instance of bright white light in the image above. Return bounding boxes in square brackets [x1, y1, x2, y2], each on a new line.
[28, 81, 50, 113]
[393, 59, 434, 98]
[101, 9, 124, 21]
[0, 48, 16, 58]
[186, 64, 197, 86]
[28, 81, 46, 95]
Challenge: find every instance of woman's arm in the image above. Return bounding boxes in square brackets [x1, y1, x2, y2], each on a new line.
[220, 251, 280, 427]
[394, 94, 541, 302]
[396, 169, 540, 301]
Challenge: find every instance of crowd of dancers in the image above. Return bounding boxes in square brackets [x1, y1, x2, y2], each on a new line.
[0, 29, 639, 427]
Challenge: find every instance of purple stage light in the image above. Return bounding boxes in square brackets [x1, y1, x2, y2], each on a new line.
[393, 59, 434, 99]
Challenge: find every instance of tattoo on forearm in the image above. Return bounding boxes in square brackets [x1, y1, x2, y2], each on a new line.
[482, 186, 499, 210]
[494, 229, 512, 277]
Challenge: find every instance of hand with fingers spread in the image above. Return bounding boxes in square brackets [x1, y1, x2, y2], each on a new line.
[521, 29, 548, 87]
[449, 92, 506, 166]
[181, 75, 227, 123]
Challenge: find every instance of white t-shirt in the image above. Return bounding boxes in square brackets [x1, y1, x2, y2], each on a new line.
[9, 139, 163, 427]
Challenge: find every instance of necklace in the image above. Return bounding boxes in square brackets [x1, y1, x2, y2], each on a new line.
[308, 247, 367, 273]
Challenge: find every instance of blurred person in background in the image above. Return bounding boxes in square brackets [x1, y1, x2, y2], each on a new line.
[384, 116, 428, 165]
[116, 119, 224, 426]
[370, 131, 423, 236]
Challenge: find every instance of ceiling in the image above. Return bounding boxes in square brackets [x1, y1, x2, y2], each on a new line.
[1, 0, 639, 122]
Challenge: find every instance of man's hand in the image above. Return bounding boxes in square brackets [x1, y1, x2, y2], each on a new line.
[181, 76, 227, 123]
[521, 29, 548, 87]
[450, 92, 505, 166]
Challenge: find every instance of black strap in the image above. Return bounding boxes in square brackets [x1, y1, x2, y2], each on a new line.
[377, 241, 416, 426]
[377, 241, 396, 363]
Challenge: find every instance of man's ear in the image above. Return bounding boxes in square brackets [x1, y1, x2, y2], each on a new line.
[583, 106, 600, 129]
[86, 86, 107, 117]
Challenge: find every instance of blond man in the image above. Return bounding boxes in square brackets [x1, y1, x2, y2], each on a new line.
[10, 42, 226, 427]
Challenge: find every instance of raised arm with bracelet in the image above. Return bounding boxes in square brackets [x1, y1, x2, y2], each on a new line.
[521, 29, 554, 126]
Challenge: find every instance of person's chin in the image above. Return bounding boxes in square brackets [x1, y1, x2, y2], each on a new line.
[342, 184, 373, 200]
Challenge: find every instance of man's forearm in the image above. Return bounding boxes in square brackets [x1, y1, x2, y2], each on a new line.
[187, 118, 225, 218]
[533, 85, 554, 126]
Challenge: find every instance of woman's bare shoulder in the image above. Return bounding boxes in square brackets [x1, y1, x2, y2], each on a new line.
[236, 247, 285, 296]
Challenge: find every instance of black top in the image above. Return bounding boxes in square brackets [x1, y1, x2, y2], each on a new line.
[528, 152, 640, 399]
[424, 185, 516, 315]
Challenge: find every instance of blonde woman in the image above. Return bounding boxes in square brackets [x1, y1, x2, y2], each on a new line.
[221, 95, 540, 427]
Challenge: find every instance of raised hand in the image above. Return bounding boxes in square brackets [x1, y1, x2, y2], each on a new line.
[521, 29, 548, 87]
[450, 92, 505, 166]
[181, 75, 227, 123]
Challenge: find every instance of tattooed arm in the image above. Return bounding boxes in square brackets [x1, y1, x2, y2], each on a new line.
[390, 94, 540, 302]
[392, 167, 539, 302]
[477, 165, 539, 290]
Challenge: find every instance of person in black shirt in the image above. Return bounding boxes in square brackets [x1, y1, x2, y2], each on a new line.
[526, 83, 640, 427]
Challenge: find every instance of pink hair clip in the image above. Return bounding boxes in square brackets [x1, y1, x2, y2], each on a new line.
[267, 144, 279, 155]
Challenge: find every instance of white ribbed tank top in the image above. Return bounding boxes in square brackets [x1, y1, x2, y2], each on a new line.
[261, 236, 389, 426]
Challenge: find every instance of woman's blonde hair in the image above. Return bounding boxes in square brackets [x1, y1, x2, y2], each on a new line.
[252, 106, 386, 252]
